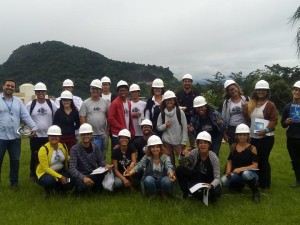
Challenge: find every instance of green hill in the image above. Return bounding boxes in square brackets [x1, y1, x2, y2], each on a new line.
[0, 41, 180, 98]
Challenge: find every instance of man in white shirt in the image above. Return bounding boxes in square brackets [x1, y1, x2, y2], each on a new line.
[26, 82, 57, 180]
[100, 76, 117, 106]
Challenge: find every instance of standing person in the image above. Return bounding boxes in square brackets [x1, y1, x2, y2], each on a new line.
[222, 80, 249, 146]
[79, 79, 109, 159]
[100, 76, 117, 106]
[112, 129, 136, 190]
[36, 125, 73, 197]
[247, 80, 278, 189]
[108, 80, 135, 151]
[54, 79, 82, 110]
[69, 123, 113, 195]
[157, 90, 187, 165]
[281, 81, 300, 188]
[26, 82, 57, 180]
[129, 84, 146, 140]
[176, 131, 221, 202]
[188, 96, 226, 157]
[125, 135, 175, 200]
[53, 90, 80, 152]
[221, 124, 260, 203]
[0, 79, 38, 189]
[176, 74, 200, 148]
[132, 119, 154, 162]
[144, 78, 165, 137]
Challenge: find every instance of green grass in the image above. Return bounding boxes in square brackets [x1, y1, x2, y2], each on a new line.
[0, 123, 299, 225]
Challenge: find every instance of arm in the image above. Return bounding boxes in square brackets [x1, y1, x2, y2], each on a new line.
[38, 146, 62, 179]
[156, 113, 167, 131]
[180, 110, 188, 145]
[281, 103, 291, 128]
[209, 152, 221, 188]
[79, 102, 87, 124]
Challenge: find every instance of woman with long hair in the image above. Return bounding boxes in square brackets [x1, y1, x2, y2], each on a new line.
[53, 91, 80, 152]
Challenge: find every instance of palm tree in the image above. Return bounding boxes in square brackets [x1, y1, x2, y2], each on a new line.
[290, 5, 300, 57]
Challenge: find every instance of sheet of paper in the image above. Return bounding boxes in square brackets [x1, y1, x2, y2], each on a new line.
[91, 167, 107, 175]
[203, 188, 209, 206]
[189, 183, 209, 193]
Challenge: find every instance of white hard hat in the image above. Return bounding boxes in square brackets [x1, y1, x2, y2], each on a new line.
[147, 135, 163, 146]
[118, 129, 131, 139]
[255, 80, 270, 89]
[101, 76, 111, 84]
[90, 79, 102, 89]
[293, 81, 300, 89]
[34, 82, 47, 91]
[60, 90, 73, 99]
[152, 78, 164, 88]
[193, 96, 207, 107]
[224, 80, 236, 89]
[79, 123, 93, 134]
[62, 79, 74, 87]
[47, 125, 62, 136]
[129, 84, 141, 92]
[117, 80, 129, 88]
[196, 131, 211, 143]
[141, 119, 153, 127]
[163, 90, 176, 100]
[235, 123, 250, 134]
[182, 73, 193, 81]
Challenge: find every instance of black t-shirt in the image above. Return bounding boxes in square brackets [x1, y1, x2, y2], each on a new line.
[176, 89, 200, 123]
[228, 145, 259, 170]
[112, 146, 136, 174]
[196, 117, 219, 138]
[132, 137, 147, 161]
[193, 155, 214, 183]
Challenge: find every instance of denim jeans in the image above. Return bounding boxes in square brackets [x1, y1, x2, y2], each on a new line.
[93, 134, 108, 160]
[221, 170, 259, 187]
[143, 175, 173, 195]
[37, 169, 73, 192]
[0, 138, 21, 185]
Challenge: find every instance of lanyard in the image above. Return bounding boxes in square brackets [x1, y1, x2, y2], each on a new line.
[3, 97, 14, 115]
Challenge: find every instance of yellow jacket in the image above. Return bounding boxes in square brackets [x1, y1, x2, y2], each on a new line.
[36, 142, 69, 180]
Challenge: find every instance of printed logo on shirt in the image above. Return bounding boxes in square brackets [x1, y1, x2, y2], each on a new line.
[93, 107, 101, 111]
[120, 154, 131, 167]
[132, 107, 140, 113]
[231, 106, 242, 115]
[37, 107, 48, 115]
[124, 108, 129, 117]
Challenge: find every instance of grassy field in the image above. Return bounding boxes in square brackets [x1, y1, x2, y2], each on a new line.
[0, 123, 299, 225]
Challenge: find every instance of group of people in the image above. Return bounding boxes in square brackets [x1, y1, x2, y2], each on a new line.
[0, 75, 299, 204]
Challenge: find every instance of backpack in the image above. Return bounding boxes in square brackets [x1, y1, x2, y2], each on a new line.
[30, 99, 53, 116]
[161, 107, 182, 126]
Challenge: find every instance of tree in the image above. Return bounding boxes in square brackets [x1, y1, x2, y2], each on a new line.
[290, 5, 300, 57]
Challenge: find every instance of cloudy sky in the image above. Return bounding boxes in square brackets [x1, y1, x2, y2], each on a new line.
[0, 0, 299, 80]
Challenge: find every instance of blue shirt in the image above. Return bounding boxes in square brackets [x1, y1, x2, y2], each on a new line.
[0, 94, 38, 140]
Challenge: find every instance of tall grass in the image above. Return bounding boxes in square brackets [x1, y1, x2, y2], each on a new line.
[0, 122, 299, 225]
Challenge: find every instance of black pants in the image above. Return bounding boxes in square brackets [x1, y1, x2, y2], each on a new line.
[287, 137, 300, 181]
[175, 166, 221, 200]
[29, 137, 48, 177]
[251, 136, 274, 189]
[226, 125, 237, 147]
[74, 173, 106, 194]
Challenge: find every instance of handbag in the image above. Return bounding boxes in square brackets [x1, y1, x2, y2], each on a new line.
[102, 170, 114, 191]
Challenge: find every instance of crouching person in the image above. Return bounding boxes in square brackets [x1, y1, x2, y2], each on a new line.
[124, 135, 175, 200]
[69, 123, 113, 195]
[176, 131, 221, 203]
[36, 125, 73, 197]
[221, 124, 260, 203]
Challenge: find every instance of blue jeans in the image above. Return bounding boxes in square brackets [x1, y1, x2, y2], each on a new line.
[221, 170, 259, 187]
[0, 139, 21, 185]
[37, 169, 73, 192]
[143, 175, 173, 195]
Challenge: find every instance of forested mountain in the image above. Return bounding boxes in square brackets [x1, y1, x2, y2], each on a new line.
[0, 41, 181, 98]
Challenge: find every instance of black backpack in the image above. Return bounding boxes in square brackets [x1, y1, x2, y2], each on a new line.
[29, 99, 53, 116]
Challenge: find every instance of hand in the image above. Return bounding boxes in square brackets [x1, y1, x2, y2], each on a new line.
[256, 130, 266, 137]
[223, 133, 229, 142]
[59, 176, 68, 185]
[181, 147, 191, 156]
[187, 123, 194, 132]
[29, 130, 36, 137]
[123, 178, 131, 187]
[168, 172, 176, 181]
[83, 177, 94, 186]
[123, 169, 135, 177]
[285, 118, 293, 125]
[216, 118, 222, 126]
[166, 121, 171, 128]
[105, 164, 114, 171]
[233, 168, 242, 174]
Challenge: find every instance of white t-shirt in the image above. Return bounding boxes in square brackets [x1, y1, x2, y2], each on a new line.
[123, 102, 130, 130]
[229, 100, 246, 126]
[26, 100, 57, 137]
[79, 97, 109, 135]
[131, 100, 146, 136]
[50, 149, 65, 171]
[102, 93, 112, 106]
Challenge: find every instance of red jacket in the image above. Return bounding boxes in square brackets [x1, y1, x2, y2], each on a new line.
[108, 96, 135, 138]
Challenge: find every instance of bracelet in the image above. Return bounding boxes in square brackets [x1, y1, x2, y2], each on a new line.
[264, 127, 270, 133]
